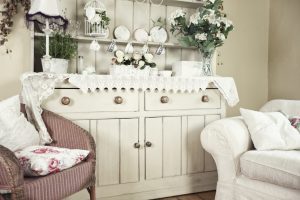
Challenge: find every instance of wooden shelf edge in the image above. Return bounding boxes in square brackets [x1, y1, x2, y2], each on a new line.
[126, 0, 203, 9]
[34, 33, 197, 50]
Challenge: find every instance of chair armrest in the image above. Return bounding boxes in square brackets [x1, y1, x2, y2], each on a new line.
[0, 146, 24, 191]
[41, 110, 96, 161]
[201, 117, 253, 182]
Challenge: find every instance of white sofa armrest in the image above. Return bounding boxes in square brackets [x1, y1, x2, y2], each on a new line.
[201, 117, 253, 182]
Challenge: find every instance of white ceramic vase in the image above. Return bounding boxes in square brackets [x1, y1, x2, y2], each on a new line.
[41, 58, 69, 74]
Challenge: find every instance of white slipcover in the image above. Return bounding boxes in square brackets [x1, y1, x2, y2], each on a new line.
[201, 100, 300, 200]
[241, 150, 300, 190]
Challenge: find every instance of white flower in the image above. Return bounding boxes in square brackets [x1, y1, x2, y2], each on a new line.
[203, 0, 215, 4]
[144, 53, 154, 62]
[195, 33, 207, 41]
[169, 9, 186, 25]
[203, 13, 216, 24]
[115, 50, 124, 58]
[90, 14, 101, 24]
[124, 55, 130, 60]
[220, 17, 233, 28]
[138, 60, 145, 67]
[217, 32, 226, 40]
[133, 53, 141, 60]
[189, 13, 200, 25]
[117, 57, 124, 63]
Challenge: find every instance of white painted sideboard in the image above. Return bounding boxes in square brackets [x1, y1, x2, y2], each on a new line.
[42, 87, 225, 200]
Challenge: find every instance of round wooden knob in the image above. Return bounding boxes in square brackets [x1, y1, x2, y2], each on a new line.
[134, 143, 141, 149]
[61, 97, 71, 105]
[145, 141, 152, 147]
[160, 96, 169, 104]
[202, 95, 209, 103]
[114, 96, 123, 104]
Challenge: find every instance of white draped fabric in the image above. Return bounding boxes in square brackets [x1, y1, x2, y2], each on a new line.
[21, 73, 240, 144]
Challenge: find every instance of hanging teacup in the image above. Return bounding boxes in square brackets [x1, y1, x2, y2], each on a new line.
[156, 43, 165, 55]
[107, 40, 118, 52]
[125, 42, 134, 54]
[90, 40, 101, 51]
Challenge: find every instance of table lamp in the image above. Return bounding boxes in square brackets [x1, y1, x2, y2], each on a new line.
[26, 0, 68, 71]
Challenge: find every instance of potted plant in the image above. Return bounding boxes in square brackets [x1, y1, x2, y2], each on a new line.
[41, 31, 77, 74]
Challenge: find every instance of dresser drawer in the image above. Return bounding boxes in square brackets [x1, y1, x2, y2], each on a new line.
[42, 89, 139, 113]
[145, 89, 221, 111]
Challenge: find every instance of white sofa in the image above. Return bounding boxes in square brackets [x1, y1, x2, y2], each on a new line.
[201, 100, 300, 200]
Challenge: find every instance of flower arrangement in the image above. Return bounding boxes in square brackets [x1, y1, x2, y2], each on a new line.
[112, 50, 156, 70]
[169, 0, 233, 58]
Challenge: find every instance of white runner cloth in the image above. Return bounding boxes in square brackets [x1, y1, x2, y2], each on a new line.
[21, 73, 239, 144]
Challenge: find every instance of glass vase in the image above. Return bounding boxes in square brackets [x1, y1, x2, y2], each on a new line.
[201, 53, 214, 76]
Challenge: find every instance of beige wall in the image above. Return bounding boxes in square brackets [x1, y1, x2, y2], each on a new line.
[219, 0, 270, 116]
[0, 4, 31, 100]
[0, 0, 271, 117]
[269, 0, 300, 100]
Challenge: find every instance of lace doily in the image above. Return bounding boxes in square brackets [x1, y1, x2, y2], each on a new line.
[21, 73, 239, 144]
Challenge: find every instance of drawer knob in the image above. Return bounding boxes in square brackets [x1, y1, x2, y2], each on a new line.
[145, 141, 152, 147]
[61, 97, 71, 105]
[160, 96, 169, 104]
[134, 143, 141, 149]
[114, 96, 123, 104]
[202, 95, 209, 103]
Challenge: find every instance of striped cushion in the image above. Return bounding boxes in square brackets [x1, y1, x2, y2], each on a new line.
[24, 161, 93, 200]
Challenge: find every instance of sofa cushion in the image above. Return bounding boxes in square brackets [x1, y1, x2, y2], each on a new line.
[15, 146, 90, 177]
[240, 150, 300, 189]
[0, 96, 40, 151]
[240, 108, 300, 150]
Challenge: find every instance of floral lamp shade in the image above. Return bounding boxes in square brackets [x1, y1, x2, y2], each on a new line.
[26, 0, 68, 28]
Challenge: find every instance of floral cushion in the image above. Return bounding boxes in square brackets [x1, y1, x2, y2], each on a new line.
[290, 117, 300, 132]
[15, 146, 90, 177]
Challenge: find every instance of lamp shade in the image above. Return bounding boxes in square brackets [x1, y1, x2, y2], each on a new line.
[26, 0, 68, 29]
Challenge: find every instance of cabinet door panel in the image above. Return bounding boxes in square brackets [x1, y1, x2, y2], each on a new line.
[120, 119, 139, 184]
[97, 119, 120, 186]
[145, 118, 163, 180]
[163, 117, 182, 177]
[204, 115, 220, 172]
[187, 116, 205, 174]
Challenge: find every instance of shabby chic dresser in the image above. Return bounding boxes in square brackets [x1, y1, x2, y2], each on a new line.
[41, 85, 225, 200]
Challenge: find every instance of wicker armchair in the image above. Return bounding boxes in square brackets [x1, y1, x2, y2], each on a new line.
[0, 109, 96, 200]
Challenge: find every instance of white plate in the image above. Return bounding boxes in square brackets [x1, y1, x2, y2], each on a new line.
[150, 26, 168, 43]
[114, 26, 131, 41]
[134, 29, 149, 43]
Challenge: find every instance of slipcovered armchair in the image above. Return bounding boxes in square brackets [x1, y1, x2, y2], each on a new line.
[0, 109, 96, 200]
[201, 100, 300, 200]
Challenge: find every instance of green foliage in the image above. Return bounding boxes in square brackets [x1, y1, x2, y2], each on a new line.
[41, 32, 77, 60]
[97, 11, 110, 28]
[170, 0, 233, 57]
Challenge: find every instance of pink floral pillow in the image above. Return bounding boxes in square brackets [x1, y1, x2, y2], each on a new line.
[15, 146, 90, 177]
[290, 117, 300, 133]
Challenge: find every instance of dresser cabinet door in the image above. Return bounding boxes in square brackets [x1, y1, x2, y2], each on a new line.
[97, 118, 140, 186]
[145, 117, 182, 180]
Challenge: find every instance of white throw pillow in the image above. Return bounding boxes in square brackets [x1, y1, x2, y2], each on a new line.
[240, 108, 300, 150]
[15, 146, 90, 176]
[0, 96, 40, 152]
